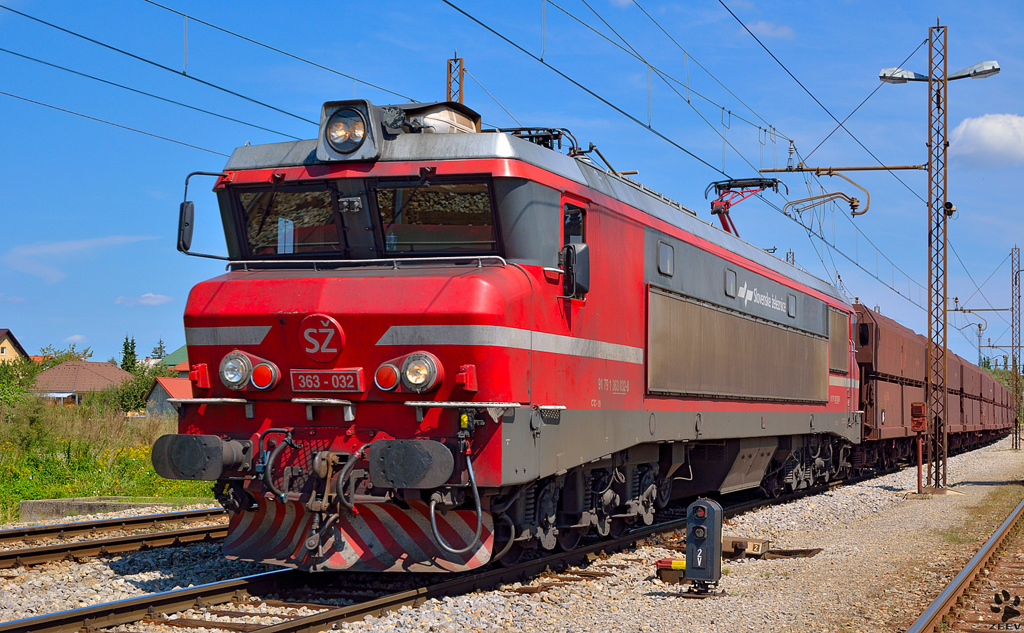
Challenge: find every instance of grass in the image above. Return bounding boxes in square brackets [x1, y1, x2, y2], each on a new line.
[0, 397, 213, 523]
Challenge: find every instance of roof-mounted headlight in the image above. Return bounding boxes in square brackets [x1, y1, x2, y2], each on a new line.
[316, 100, 381, 162]
[326, 108, 367, 154]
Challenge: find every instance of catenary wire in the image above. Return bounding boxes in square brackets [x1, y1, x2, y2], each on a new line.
[546, 0, 789, 141]
[718, 0, 926, 205]
[630, 0, 780, 134]
[577, 0, 929, 313]
[0, 90, 229, 157]
[140, 0, 418, 103]
[0, 4, 318, 126]
[959, 252, 1010, 308]
[951, 243, 1011, 326]
[464, 68, 522, 126]
[720, 0, 997, 322]
[802, 38, 927, 163]
[0, 47, 300, 140]
[441, 0, 725, 176]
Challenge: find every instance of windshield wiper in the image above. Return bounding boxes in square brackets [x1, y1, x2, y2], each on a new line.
[386, 166, 436, 230]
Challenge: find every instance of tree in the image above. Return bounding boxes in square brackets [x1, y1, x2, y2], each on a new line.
[120, 335, 137, 372]
[151, 338, 167, 359]
[37, 343, 93, 371]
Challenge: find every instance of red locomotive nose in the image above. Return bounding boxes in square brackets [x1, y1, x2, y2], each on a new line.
[374, 364, 399, 391]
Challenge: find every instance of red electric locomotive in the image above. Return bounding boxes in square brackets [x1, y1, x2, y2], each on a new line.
[153, 100, 1011, 572]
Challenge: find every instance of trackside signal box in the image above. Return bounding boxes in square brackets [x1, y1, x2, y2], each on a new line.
[686, 498, 723, 589]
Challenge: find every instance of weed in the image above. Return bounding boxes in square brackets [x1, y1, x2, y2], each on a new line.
[0, 398, 212, 522]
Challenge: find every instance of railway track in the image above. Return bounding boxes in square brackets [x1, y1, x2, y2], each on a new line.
[0, 454, 982, 633]
[907, 496, 1024, 632]
[0, 508, 227, 569]
[0, 473, 869, 633]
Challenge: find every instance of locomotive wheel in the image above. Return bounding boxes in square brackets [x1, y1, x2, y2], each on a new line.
[496, 542, 527, 567]
[654, 478, 673, 510]
[556, 527, 585, 551]
[609, 518, 629, 538]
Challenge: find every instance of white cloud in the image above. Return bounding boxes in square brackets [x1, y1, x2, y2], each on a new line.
[115, 293, 174, 307]
[1, 236, 157, 284]
[609, 0, 632, 6]
[64, 334, 86, 343]
[746, 21, 795, 39]
[0, 293, 24, 304]
[951, 114, 1024, 167]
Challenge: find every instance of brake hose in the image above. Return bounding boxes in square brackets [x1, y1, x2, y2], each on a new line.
[263, 431, 300, 501]
[336, 443, 371, 511]
[429, 453, 484, 556]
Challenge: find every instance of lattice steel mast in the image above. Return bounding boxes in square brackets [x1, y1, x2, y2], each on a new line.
[924, 24, 949, 489]
[1013, 245, 1021, 450]
[447, 52, 465, 103]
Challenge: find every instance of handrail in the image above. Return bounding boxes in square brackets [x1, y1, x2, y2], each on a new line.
[906, 496, 1024, 632]
[226, 255, 507, 271]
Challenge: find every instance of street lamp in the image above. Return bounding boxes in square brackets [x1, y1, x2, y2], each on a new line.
[880, 60, 1000, 83]
[879, 24, 1001, 489]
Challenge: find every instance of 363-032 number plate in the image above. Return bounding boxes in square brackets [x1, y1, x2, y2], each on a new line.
[290, 368, 365, 393]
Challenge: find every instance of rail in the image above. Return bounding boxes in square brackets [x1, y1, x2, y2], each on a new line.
[0, 523, 228, 569]
[0, 508, 225, 545]
[906, 496, 1024, 633]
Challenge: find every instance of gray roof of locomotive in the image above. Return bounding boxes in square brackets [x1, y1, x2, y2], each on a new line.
[223, 131, 847, 306]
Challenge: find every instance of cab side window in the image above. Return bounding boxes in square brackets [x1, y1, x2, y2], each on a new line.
[561, 204, 590, 299]
[564, 204, 585, 246]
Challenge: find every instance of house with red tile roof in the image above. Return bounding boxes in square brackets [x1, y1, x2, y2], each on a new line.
[145, 377, 192, 417]
[32, 360, 133, 405]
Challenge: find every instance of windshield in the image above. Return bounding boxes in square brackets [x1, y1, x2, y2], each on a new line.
[233, 179, 498, 259]
[240, 187, 344, 256]
[375, 181, 497, 254]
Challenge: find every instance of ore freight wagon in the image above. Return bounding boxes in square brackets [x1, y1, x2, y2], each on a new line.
[855, 305, 1013, 468]
[152, 99, 1012, 572]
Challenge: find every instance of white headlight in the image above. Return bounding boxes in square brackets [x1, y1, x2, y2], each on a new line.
[325, 108, 367, 154]
[401, 353, 438, 393]
[220, 352, 252, 390]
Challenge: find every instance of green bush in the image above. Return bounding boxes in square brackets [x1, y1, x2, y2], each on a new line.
[0, 398, 212, 523]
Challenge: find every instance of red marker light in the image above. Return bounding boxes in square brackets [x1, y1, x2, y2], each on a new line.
[694, 506, 707, 519]
[375, 364, 399, 391]
[251, 363, 277, 390]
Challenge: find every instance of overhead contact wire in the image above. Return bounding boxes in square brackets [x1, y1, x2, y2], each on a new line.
[441, 0, 725, 176]
[141, 0, 418, 103]
[546, 0, 788, 141]
[0, 90, 229, 156]
[802, 38, 927, 163]
[0, 47, 300, 140]
[0, 3, 318, 126]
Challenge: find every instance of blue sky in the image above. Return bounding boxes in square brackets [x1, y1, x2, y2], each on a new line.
[1, 1, 1022, 364]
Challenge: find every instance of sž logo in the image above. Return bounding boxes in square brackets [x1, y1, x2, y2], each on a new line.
[299, 314, 344, 363]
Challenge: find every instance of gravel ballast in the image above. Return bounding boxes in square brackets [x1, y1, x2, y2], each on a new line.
[1, 439, 1021, 631]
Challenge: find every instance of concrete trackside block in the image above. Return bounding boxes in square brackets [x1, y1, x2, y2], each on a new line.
[19, 497, 171, 522]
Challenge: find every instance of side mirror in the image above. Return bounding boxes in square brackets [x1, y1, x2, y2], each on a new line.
[178, 201, 194, 253]
[178, 172, 229, 261]
[561, 243, 590, 298]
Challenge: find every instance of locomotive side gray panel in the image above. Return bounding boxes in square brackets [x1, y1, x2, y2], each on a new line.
[498, 406, 860, 486]
[644, 229, 828, 336]
[647, 288, 829, 402]
[492, 179, 562, 268]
